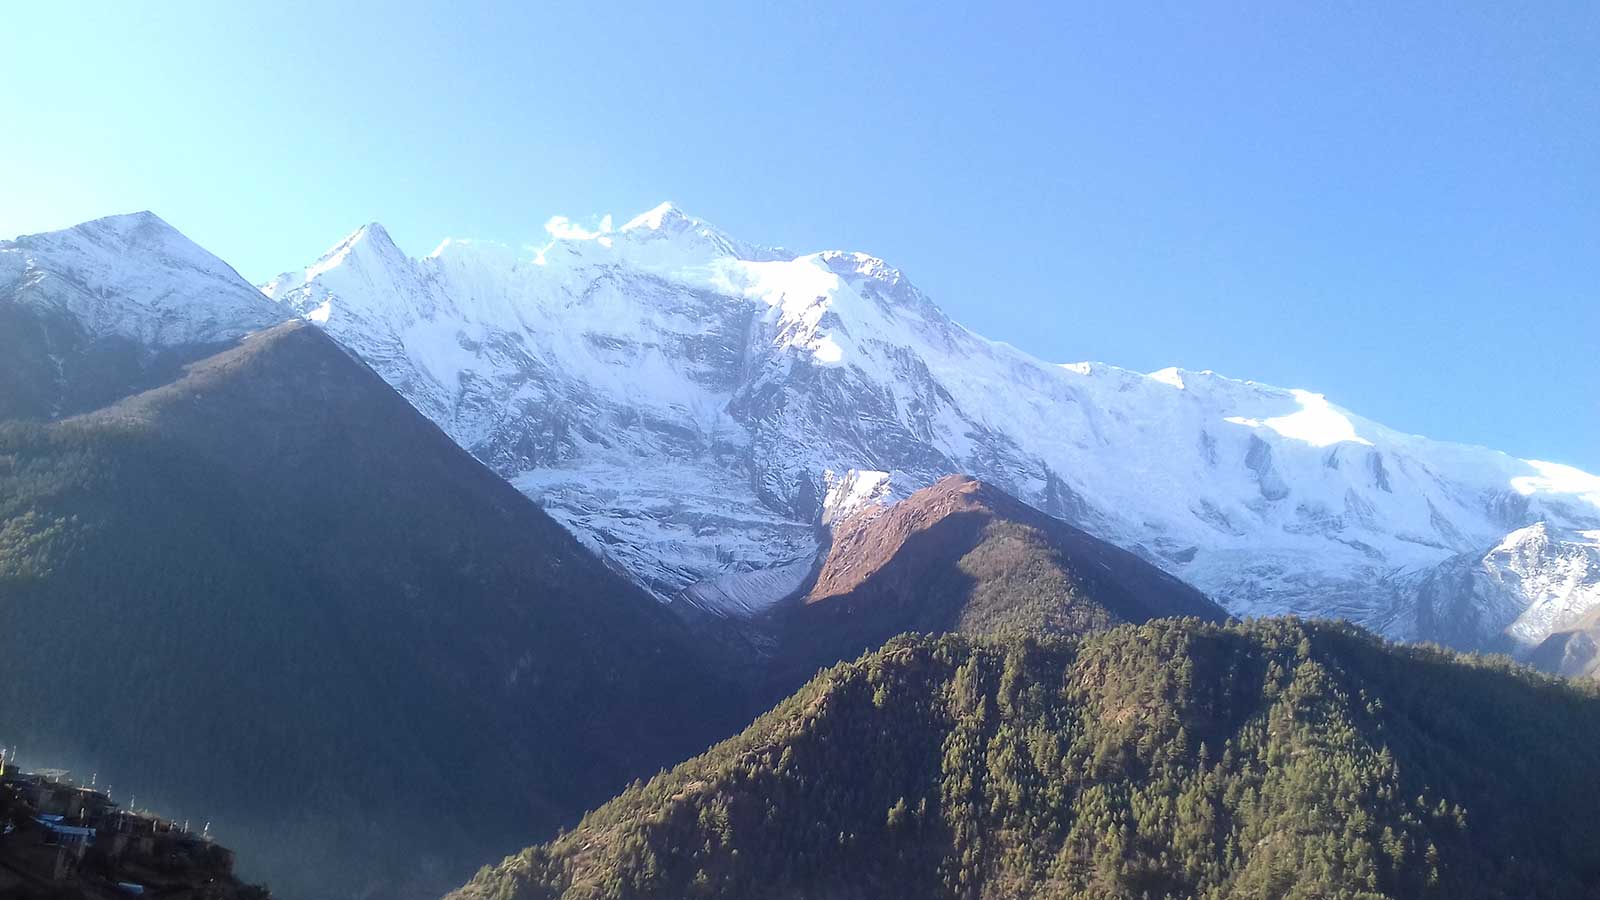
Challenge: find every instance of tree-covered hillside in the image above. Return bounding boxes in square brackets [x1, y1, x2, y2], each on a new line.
[452, 618, 1600, 900]
[0, 321, 739, 900]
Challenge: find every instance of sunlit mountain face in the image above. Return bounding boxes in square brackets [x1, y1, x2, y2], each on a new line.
[257, 203, 1600, 653]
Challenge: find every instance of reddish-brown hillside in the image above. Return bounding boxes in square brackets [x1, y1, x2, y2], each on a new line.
[766, 474, 1225, 689]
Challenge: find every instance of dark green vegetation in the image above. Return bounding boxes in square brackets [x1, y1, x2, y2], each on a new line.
[762, 475, 1225, 697]
[0, 301, 237, 423]
[451, 618, 1600, 900]
[0, 321, 740, 900]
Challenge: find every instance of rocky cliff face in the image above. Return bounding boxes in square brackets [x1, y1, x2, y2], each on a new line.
[259, 204, 1600, 653]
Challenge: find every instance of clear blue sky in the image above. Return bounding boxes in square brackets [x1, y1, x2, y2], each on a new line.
[3, 2, 1596, 470]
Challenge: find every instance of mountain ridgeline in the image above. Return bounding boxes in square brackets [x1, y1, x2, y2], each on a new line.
[258, 203, 1600, 657]
[13, 209, 1600, 661]
[6, 210, 1600, 900]
[0, 210, 283, 421]
[762, 475, 1227, 694]
[0, 320, 742, 900]
[451, 618, 1600, 900]
[0, 212, 1244, 899]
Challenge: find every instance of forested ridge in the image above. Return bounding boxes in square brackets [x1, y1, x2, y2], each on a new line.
[453, 618, 1600, 900]
[0, 321, 740, 900]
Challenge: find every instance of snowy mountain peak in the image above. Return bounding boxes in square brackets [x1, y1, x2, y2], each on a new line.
[815, 250, 914, 298]
[267, 225, 458, 345]
[21, 210, 227, 275]
[323, 221, 404, 268]
[3, 212, 281, 346]
[1386, 518, 1600, 653]
[1498, 520, 1553, 552]
[620, 201, 689, 232]
[1148, 367, 1188, 389]
[244, 205, 1600, 629]
[351, 221, 399, 252]
[65, 209, 171, 241]
[613, 203, 783, 263]
[539, 203, 778, 264]
[10, 208, 1600, 658]
[616, 202, 743, 249]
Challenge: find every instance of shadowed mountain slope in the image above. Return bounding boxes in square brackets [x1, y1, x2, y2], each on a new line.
[0, 321, 738, 900]
[1528, 607, 1600, 679]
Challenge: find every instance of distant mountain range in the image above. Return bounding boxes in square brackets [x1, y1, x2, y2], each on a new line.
[9, 207, 1600, 659]
[11, 206, 1598, 661]
[254, 204, 1600, 655]
[5, 207, 1600, 898]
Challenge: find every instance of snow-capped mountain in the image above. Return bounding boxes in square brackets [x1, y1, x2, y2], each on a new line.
[2, 211, 280, 346]
[1, 211, 286, 420]
[7, 208, 1598, 654]
[258, 203, 1600, 649]
[1381, 523, 1600, 652]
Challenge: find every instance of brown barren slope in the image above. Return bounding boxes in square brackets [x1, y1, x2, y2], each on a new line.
[766, 474, 1226, 690]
